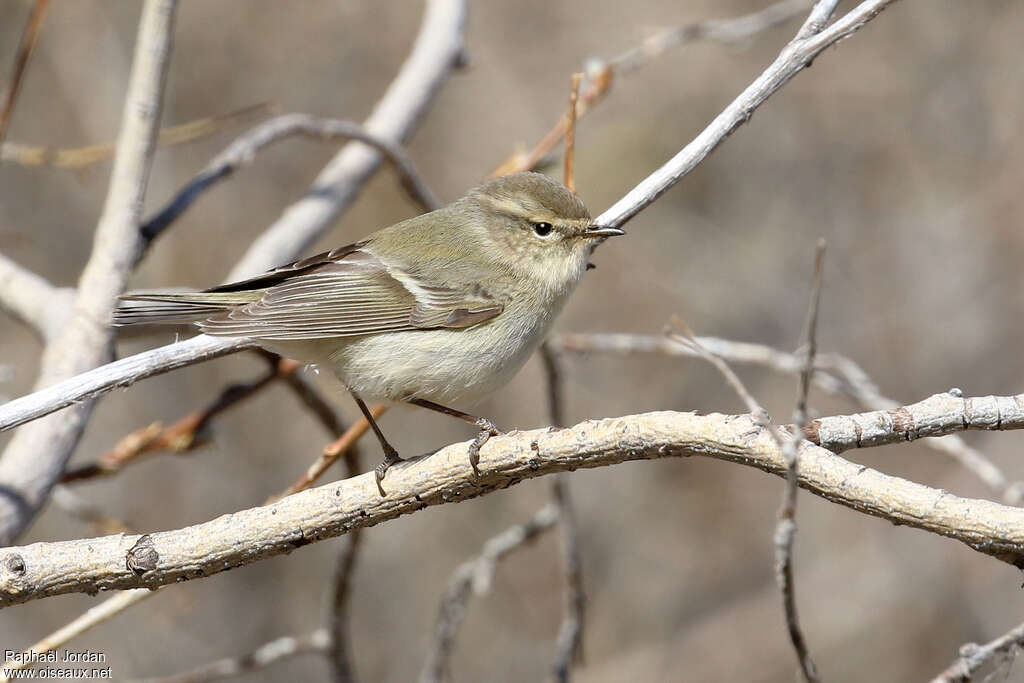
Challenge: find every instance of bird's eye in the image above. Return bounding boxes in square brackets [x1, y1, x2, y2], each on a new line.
[533, 222, 553, 237]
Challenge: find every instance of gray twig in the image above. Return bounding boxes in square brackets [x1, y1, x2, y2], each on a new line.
[326, 445, 362, 683]
[131, 630, 331, 683]
[419, 505, 560, 683]
[0, 252, 73, 341]
[0, 0, 179, 545]
[931, 621, 1024, 683]
[139, 115, 441, 259]
[548, 332, 1020, 506]
[773, 240, 826, 683]
[540, 342, 586, 683]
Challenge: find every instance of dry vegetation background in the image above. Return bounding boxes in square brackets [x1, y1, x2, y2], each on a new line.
[2, 1, 1024, 681]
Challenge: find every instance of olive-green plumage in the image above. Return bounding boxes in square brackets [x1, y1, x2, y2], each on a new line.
[116, 172, 624, 491]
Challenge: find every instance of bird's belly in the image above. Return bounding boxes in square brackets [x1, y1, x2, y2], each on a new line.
[321, 309, 553, 405]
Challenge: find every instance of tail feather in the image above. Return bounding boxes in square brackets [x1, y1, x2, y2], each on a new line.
[113, 290, 262, 326]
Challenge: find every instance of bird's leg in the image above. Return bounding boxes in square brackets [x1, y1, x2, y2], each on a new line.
[350, 392, 401, 496]
[407, 398, 500, 476]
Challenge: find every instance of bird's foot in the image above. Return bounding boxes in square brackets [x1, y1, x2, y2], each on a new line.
[374, 444, 404, 496]
[467, 418, 501, 476]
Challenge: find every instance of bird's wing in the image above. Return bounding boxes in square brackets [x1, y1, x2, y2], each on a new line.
[198, 244, 504, 340]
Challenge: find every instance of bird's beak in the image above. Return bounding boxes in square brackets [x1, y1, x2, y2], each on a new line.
[583, 224, 626, 238]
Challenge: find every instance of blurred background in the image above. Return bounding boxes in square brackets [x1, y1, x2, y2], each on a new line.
[2, 0, 1024, 680]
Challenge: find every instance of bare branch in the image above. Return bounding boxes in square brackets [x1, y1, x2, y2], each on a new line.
[226, 0, 467, 282]
[0, 252, 73, 341]
[419, 505, 560, 683]
[562, 73, 581, 193]
[550, 477, 585, 683]
[132, 630, 331, 683]
[0, 0, 899, 455]
[598, 0, 900, 230]
[139, 114, 441, 257]
[773, 240, 826, 683]
[60, 354, 292, 483]
[1, 103, 272, 170]
[5, 393, 1024, 607]
[0, 0, 179, 545]
[539, 342, 586, 682]
[796, 0, 841, 40]
[326, 449, 363, 683]
[931, 620, 1024, 683]
[0, 0, 49, 144]
[490, 0, 810, 178]
[0, 589, 151, 679]
[0, 334, 254, 432]
[549, 332, 1020, 505]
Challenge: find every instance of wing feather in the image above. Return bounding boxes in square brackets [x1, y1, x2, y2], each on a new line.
[196, 245, 504, 340]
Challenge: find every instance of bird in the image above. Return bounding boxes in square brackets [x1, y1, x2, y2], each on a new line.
[115, 172, 624, 494]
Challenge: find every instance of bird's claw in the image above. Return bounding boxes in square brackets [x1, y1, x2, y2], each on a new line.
[468, 418, 501, 475]
[374, 445, 404, 496]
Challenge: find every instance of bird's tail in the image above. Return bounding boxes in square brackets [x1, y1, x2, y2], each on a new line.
[113, 290, 261, 326]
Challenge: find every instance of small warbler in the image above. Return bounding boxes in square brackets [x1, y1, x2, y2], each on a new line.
[116, 172, 624, 494]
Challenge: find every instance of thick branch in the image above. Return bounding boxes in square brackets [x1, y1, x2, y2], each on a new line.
[0, 252, 73, 341]
[4, 393, 1024, 607]
[0, 0, 178, 545]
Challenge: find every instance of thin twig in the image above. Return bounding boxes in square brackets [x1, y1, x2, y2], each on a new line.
[0, 0, 49, 144]
[227, 0, 466, 282]
[550, 477, 585, 683]
[278, 405, 386, 499]
[49, 485, 132, 535]
[1, 103, 273, 170]
[326, 447, 363, 683]
[773, 240, 826, 683]
[931, 620, 1024, 683]
[61, 355, 292, 483]
[548, 332, 1021, 505]
[0, 252, 74, 341]
[563, 73, 582, 193]
[132, 630, 332, 683]
[419, 505, 560, 683]
[0, 589, 151, 679]
[540, 342, 586, 682]
[278, 370, 345, 438]
[489, 0, 810, 178]
[139, 114, 441, 259]
[0, 0, 180, 546]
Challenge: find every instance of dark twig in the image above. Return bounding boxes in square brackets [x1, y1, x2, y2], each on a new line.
[278, 405, 386, 499]
[60, 354, 295, 483]
[326, 449, 362, 683]
[540, 342, 586, 682]
[419, 505, 560, 683]
[774, 239, 826, 683]
[931, 620, 1024, 683]
[138, 114, 441, 259]
[0, 0, 49, 144]
[665, 241, 827, 682]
